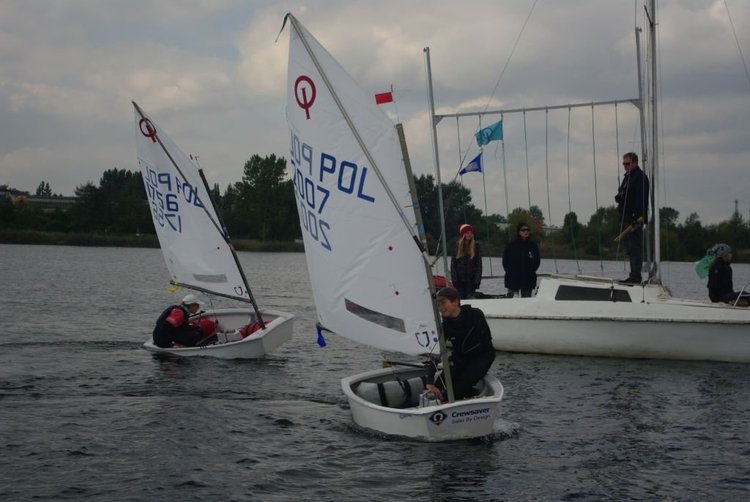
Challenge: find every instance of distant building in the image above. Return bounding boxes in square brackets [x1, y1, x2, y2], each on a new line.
[1, 185, 77, 212]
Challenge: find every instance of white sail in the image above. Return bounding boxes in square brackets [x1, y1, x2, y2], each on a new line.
[286, 16, 437, 356]
[133, 103, 250, 302]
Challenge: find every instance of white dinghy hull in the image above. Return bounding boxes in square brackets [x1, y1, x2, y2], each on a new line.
[342, 366, 504, 442]
[142, 308, 294, 359]
[471, 275, 750, 362]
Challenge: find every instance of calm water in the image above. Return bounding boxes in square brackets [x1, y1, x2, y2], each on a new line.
[1, 244, 748, 501]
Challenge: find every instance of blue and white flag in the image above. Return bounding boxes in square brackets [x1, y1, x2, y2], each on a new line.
[459, 152, 483, 175]
[475, 120, 503, 147]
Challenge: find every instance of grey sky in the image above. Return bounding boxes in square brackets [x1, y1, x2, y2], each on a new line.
[1, 0, 748, 224]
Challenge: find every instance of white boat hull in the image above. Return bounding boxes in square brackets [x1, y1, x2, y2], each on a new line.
[470, 275, 750, 363]
[341, 366, 504, 442]
[142, 308, 294, 359]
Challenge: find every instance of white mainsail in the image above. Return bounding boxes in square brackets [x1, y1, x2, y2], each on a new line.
[286, 15, 437, 356]
[133, 103, 250, 302]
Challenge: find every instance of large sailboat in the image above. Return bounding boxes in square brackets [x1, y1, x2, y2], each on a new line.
[428, 0, 750, 363]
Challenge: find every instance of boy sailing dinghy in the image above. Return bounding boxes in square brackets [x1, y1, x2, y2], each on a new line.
[133, 102, 294, 359]
[284, 15, 503, 441]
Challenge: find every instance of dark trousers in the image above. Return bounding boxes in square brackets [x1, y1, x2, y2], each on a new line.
[455, 282, 476, 300]
[153, 324, 203, 348]
[623, 227, 643, 280]
[508, 289, 533, 298]
[436, 352, 496, 400]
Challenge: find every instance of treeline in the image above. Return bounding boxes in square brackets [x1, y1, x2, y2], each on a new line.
[2, 154, 748, 260]
[420, 173, 750, 261]
[0, 155, 299, 243]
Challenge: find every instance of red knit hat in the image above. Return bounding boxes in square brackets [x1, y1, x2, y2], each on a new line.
[459, 224, 474, 236]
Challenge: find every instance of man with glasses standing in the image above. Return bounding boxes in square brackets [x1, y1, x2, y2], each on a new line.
[615, 152, 650, 284]
[502, 222, 541, 297]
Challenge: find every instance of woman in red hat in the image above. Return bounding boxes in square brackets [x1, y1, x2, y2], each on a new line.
[450, 223, 482, 299]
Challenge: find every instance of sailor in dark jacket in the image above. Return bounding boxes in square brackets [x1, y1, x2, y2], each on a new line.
[426, 287, 496, 401]
[502, 222, 541, 297]
[152, 294, 204, 347]
[707, 243, 750, 306]
[615, 152, 649, 283]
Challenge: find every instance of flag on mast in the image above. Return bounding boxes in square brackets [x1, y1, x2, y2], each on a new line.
[475, 120, 503, 146]
[375, 91, 394, 104]
[459, 152, 483, 175]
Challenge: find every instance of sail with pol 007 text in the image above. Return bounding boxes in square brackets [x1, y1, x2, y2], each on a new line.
[285, 15, 439, 356]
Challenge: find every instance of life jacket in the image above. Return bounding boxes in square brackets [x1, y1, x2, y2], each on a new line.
[239, 321, 263, 338]
[154, 304, 189, 331]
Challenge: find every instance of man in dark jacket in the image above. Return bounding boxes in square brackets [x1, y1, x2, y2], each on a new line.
[615, 152, 649, 284]
[502, 222, 541, 297]
[426, 287, 496, 401]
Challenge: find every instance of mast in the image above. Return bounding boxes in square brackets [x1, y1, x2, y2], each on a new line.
[648, 0, 661, 282]
[196, 167, 266, 329]
[635, 26, 654, 279]
[424, 47, 450, 279]
[397, 123, 455, 402]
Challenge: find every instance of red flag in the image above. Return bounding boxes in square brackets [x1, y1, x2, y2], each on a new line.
[375, 91, 393, 104]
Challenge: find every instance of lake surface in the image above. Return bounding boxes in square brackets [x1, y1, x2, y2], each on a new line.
[1, 244, 748, 501]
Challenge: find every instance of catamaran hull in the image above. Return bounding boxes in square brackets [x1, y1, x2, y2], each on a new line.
[470, 276, 750, 363]
[142, 308, 294, 359]
[341, 367, 504, 442]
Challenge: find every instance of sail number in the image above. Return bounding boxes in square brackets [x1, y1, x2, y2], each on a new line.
[292, 164, 332, 251]
[141, 163, 204, 233]
[289, 131, 377, 252]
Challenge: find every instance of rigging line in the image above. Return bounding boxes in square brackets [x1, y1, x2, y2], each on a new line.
[591, 105, 604, 271]
[723, 0, 750, 88]
[500, 112, 510, 238]
[480, 151, 493, 277]
[481, 0, 540, 115]
[456, 116, 468, 223]
[615, 103, 621, 185]
[523, 111, 531, 209]
[544, 109, 558, 273]
[656, 10, 671, 278]
[566, 107, 581, 272]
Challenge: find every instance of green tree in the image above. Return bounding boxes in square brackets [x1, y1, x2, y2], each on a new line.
[68, 169, 151, 234]
[35, 181, 52, 196]
[559, 211, 582, 247]
[232, 154, 298, 241]
[528, 205, 545, 225]
[0, 196, 15, 228]
[413, 174, 483, 255]
[582, 206, 620, 256]
[660, 206, 679, 229]
[678, 212, 707, 258]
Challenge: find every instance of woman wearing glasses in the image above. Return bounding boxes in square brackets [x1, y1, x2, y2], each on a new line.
[502, 222, 540, 298]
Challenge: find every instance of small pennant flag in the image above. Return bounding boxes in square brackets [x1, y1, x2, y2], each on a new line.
[475, 120, 503, 146]
[459, 152, 483, 175]
[375, 91, 394, 104]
